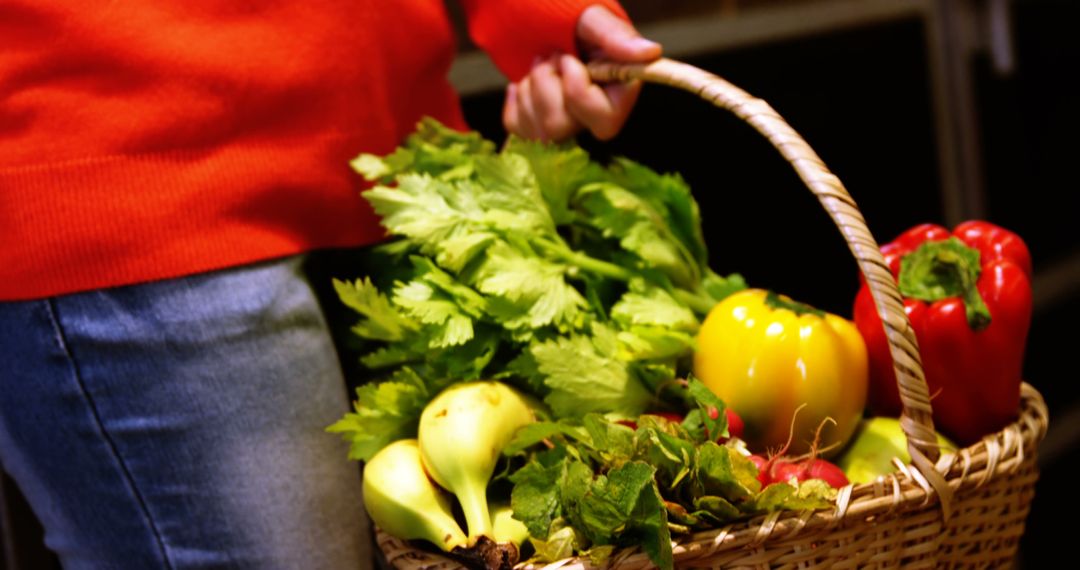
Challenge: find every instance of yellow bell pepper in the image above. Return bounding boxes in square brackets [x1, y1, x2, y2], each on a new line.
[694, 289, 868, 456]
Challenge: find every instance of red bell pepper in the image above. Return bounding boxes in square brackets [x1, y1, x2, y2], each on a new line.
[853, 221, 1032, 445]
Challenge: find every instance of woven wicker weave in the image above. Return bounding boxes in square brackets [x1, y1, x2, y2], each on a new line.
[376, 58, 1049, 569]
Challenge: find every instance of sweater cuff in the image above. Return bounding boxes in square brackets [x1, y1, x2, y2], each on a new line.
[462, 0, 629, 82]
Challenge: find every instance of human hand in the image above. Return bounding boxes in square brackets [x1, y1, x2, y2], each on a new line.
[502, 5, 661, 142]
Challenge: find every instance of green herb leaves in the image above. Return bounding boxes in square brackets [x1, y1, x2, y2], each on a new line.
[504, 409, 837, 570]
[331, 119, 747, 458]
[330, 117, 750, 503]
[531, 325, 652, 418]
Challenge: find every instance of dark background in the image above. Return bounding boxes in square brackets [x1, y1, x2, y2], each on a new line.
[3, 0, 1076, 568]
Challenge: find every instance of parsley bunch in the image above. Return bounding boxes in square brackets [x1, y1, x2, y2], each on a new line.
[329, 118, 743, 463]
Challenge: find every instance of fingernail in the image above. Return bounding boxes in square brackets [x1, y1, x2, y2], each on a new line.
[630, 37, 661, 52]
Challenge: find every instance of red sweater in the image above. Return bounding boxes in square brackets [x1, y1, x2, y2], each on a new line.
[0, 0, 625, 301]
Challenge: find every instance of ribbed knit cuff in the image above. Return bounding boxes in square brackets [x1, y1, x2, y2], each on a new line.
[462, 0, 629, 81]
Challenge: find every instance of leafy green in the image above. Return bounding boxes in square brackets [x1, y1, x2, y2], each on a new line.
[531, 326, 653, 418]
[528, 525, 581, 563]
[503, 138, 604, 225]
[702, 269, 749, 305]
[694, 442, 760, 502]
[509, 449, 568, 538]
[752, 479, 835, 513]
[687, 376, 729, 442]
[575, 182, 699, 289]
[503, 422, 584, 457]
[609, 158, 709, 270]
[473, 242, 586, 333]
[576, 461, 660, 544]
[393, 279, 475, 347]
[325, 369, 429, 461]
[505, 374, 839, 570]
[329, 120, 763, 565]
[332, 277, 417, 343]
[351, 117, 495, 182]
[610, 280, 698, 332]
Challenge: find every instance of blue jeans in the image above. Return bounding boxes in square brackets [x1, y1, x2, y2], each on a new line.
[0, 256, 370, 569]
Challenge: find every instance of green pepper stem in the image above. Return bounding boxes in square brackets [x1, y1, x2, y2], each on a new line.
[764, 291, 826, 318]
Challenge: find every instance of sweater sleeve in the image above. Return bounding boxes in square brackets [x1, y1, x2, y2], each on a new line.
[460, 0, 629, 82]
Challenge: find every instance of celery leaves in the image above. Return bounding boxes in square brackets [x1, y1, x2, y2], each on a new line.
[330, 117, 746, 471]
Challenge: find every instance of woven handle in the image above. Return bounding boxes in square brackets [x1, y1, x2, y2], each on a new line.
[588, 58, 953, 515]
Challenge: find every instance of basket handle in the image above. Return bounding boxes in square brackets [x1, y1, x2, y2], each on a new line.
[588, 57, 954, 516]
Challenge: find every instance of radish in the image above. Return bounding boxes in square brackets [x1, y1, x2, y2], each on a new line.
[749, 414, 849, 489]
[749, 454, 770, 486]
[750, 454, 849, 489]
[765, 458, 849, 489]
[721, 410, 747, 440]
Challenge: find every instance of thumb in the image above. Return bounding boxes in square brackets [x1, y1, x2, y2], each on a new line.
[576, 5, 661, 62]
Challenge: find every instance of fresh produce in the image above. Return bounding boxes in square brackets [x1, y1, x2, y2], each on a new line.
[721, 408, 745, 442]
[505, 379, 837, 570]
[838, 417, 957, 484]
[361, 439, 467, 552]
[328, 118, 745, 464]
[694, 289, 868, 456]
[853, 221, 1032, 444]
[418, 381, 537, 544]
[623, 408, 744, 442]
[491, 503, 530, 548]
[748, 413, 850, 489]
[753, 456, 849, 489]
[327, 121, 854, 570]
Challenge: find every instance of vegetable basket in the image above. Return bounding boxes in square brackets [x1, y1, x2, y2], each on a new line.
[374, 58, 1049, 569]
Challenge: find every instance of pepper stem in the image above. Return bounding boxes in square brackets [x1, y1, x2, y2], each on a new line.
[898, 237, 992, 331]
[764, 291, 825, 318]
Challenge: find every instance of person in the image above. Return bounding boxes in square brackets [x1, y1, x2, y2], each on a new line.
[0, 1, 660, 569]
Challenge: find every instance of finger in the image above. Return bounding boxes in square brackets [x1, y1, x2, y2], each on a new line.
[560, 54, 624, 140]
[560, 54, 613, 123]
[515, 76, 542, 140]
[503, 83, 522, 137]
[528, 56, 579, 141]
[576, 6, 662, 62]
[596, 79, 642, 138]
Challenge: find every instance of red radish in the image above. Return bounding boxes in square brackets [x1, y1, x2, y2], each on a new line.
[723, 409, 744, 441]
[765, 458, 849, 489]
[749, 454, 770, 486]
[708, 408, 744, 443]
[749, 414, 849, 490]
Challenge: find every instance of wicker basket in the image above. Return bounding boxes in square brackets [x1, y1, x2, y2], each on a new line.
[376, 58, 1049, 569]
